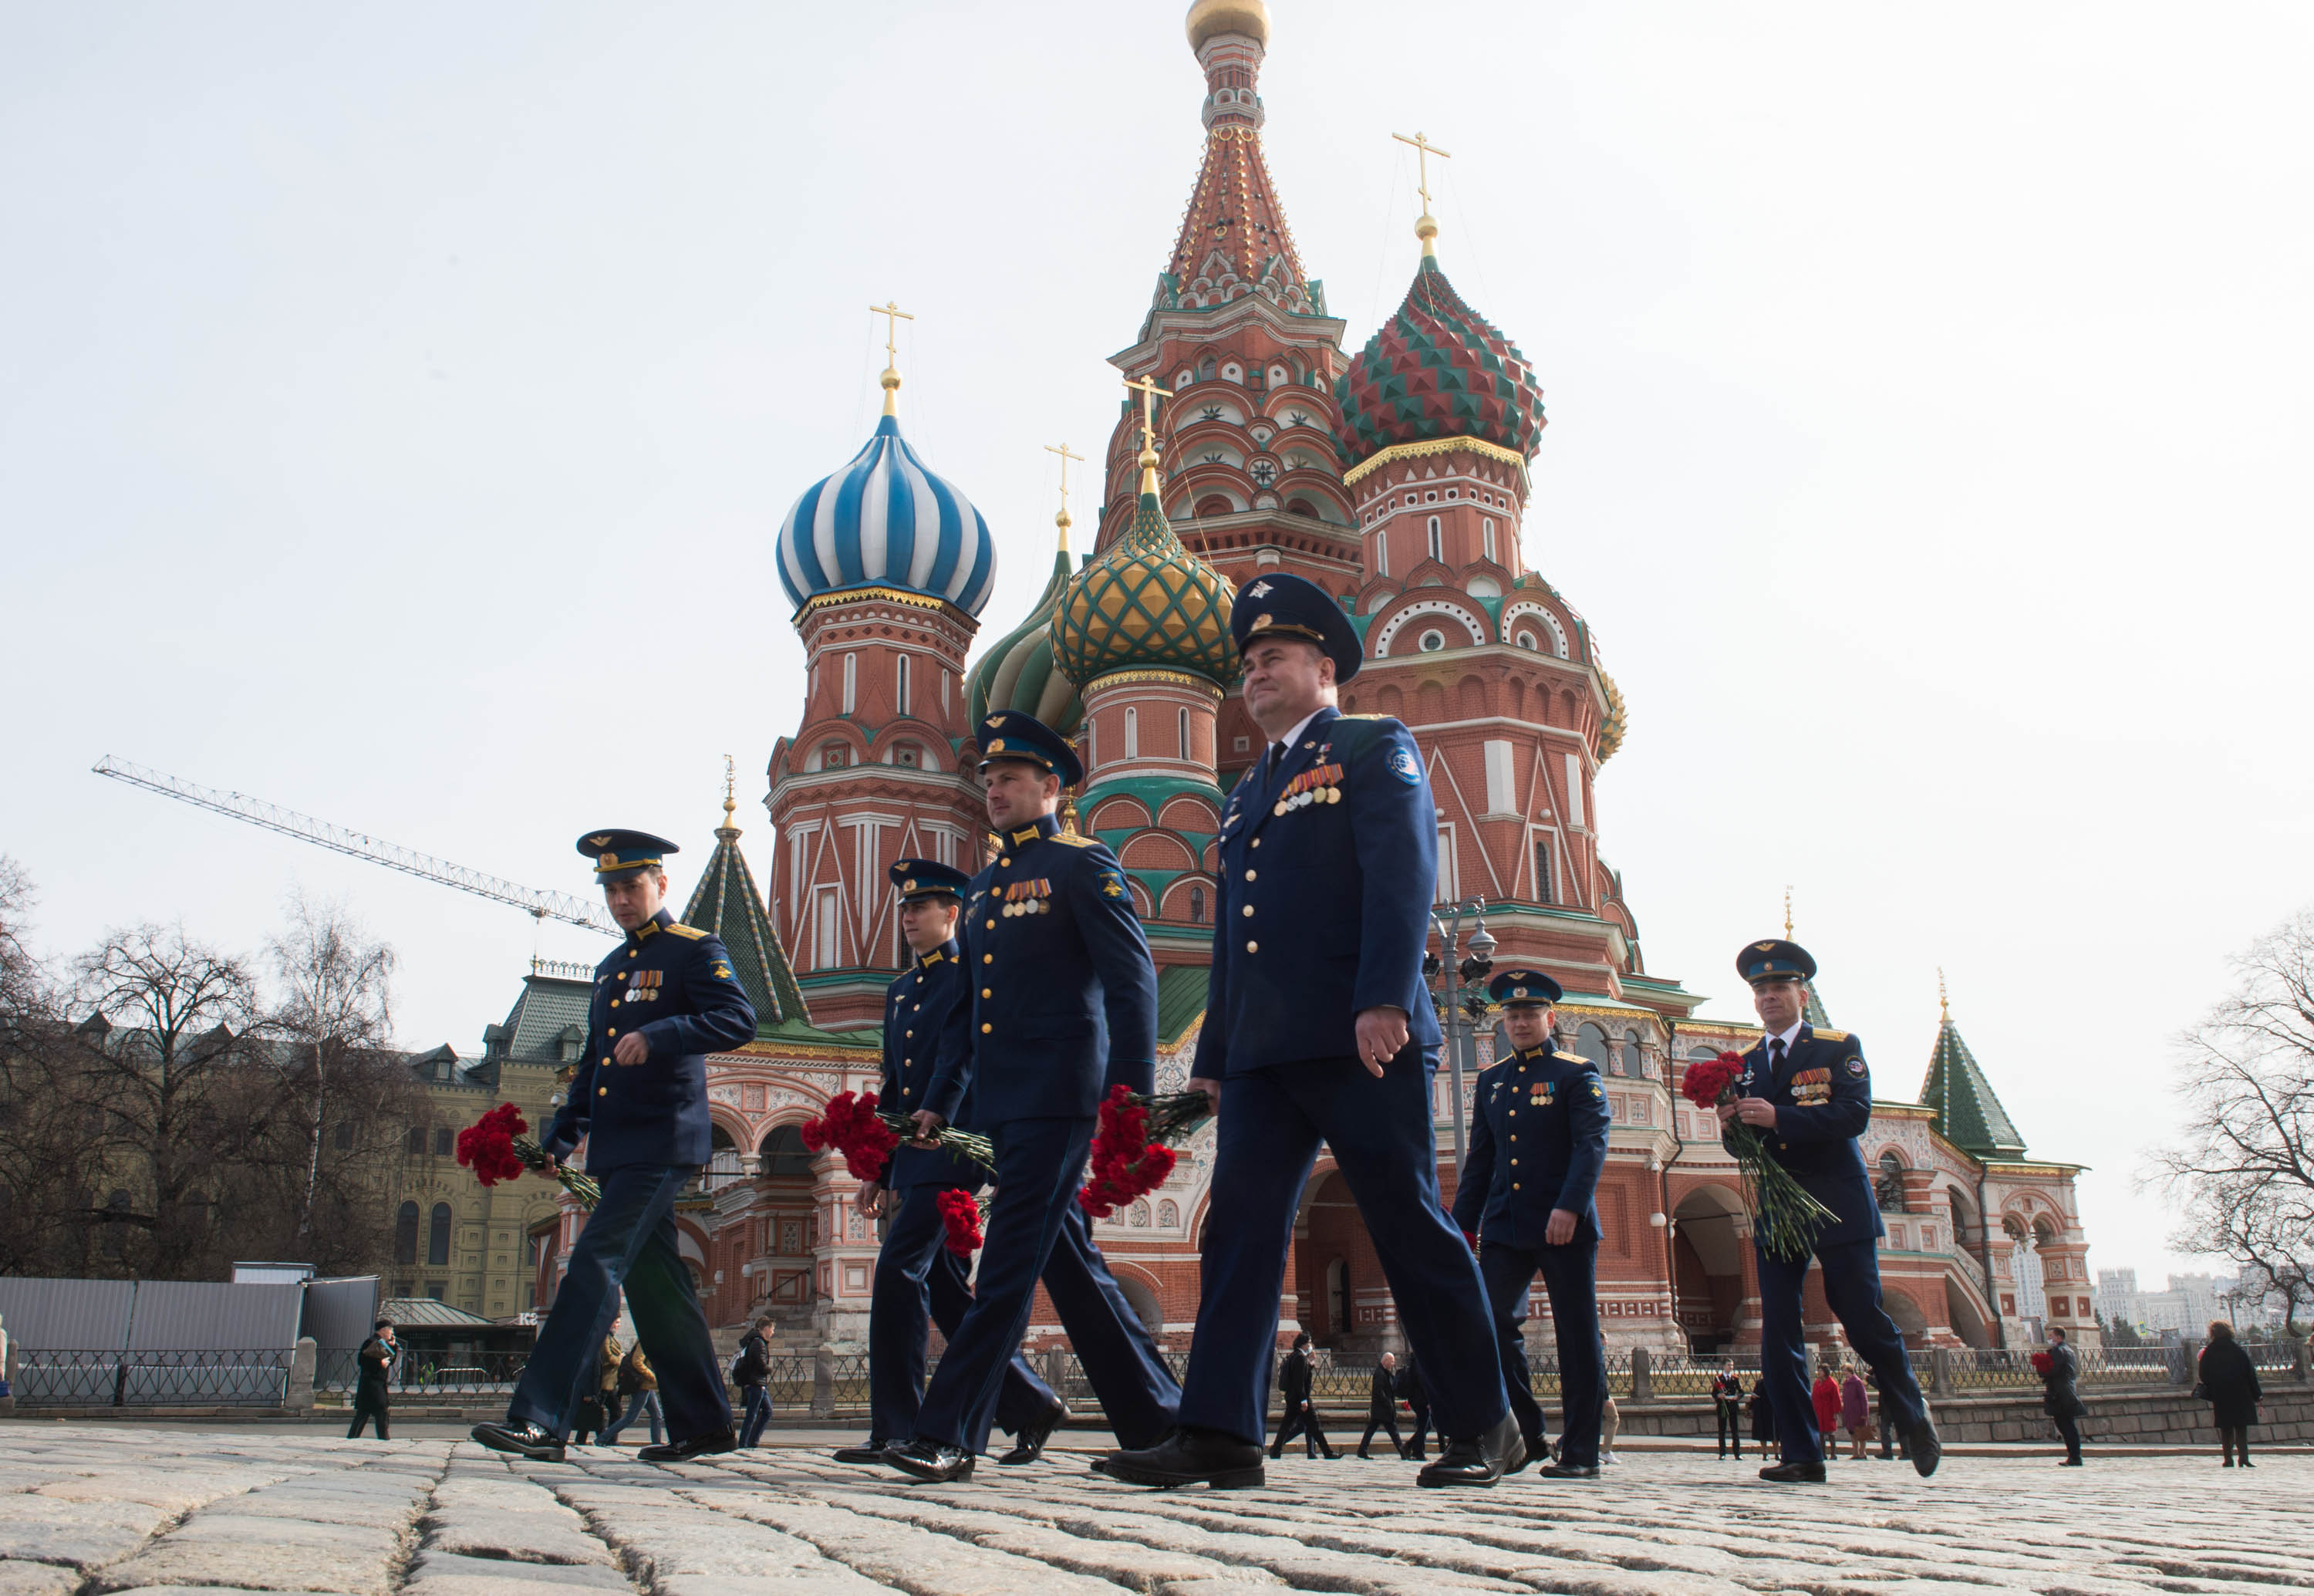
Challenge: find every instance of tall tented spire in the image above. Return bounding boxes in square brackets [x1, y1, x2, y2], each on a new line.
[680, 801, 806, 1031]
[1152, 1, 1321, 321]
[1918, 993, 2027, 1158]
[964, 452, 1091, 734]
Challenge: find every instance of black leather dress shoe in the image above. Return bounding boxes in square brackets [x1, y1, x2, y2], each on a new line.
[831, 1441, 889, 1465]
[1759, 1459, 1827, 1483]
[1104, 1426, 1267, 1490]
[1417, 1415, 1524, 1488]
[1540, 1462, 1600, 1480]
[1501, 1435, 1546, 1476]
[471, 1421, 565, 1463]
[637, 1427, 736, 1464]
[997, 1399, 1068, 1466]
[885, 1438, 975, 1483]
[1906, 1415, 1942, 1478]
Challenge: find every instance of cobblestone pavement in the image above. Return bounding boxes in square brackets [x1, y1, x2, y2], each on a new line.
[0, 1427, 2306, 1596]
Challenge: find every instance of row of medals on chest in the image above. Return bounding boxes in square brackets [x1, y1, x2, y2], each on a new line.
[997, 879, 1052, 917]
[1273, 761, 1344, 818]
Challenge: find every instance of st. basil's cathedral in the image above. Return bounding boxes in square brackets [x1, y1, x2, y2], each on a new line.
[514, 0, 2097, 1365]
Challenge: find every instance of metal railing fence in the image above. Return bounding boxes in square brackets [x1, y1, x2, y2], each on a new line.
[12, 1348, 293, 1408]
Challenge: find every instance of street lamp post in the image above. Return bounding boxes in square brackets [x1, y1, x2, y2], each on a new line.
[1425, 896, 1496, 1172]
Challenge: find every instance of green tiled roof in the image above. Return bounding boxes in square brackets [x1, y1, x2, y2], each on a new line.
[1918, 1014, 2026, 1157]
[1803, 982, 1833, 1031]
[682, 822, 808, 1031]
[1155, 963, 1211, 1048]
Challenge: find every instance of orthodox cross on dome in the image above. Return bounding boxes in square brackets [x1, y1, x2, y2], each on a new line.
[1391, 129, 1452, 260]
[869, 299, 915, 416]
[1123, 373, 1175, 495]
[1938, 966, 1949, 1022]
[1044, 441, 1084, 551]
[1783, 883, 1793, 939]
[721, 754, 737, 834]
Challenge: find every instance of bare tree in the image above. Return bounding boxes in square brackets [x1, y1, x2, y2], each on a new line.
[0, 855, 40, 1017]
[265, 888, 396, 1245]
[2148, 909, 2314, 1336]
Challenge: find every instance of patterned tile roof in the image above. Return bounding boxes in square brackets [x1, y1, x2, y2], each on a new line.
[1051, 491, 1237, 688]
[682, 821, 808, 1030]
[966, 541, 1084, 734]
[1918, 1013, 2026, 1157]
[1337, 258, 1547, 467]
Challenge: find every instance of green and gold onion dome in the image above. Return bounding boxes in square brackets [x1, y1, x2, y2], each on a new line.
[965, 504, 1086, 735]
[1050, 454, 1237, 690]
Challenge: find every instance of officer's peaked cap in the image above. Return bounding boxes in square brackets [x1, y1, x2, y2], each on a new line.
[578, 828, 679, 878]
[1488, 968, 1564, 1007]
[1736, 939, 1816, 983]
[1230, 572, 1363, 683]
[976, 709, 1084, 787]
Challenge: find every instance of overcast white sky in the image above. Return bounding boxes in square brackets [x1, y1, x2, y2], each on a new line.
[7, 2, 2310, 1284]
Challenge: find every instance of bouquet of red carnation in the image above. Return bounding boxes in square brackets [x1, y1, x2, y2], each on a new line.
[800, 1091, 999, 1184]
[936, 1189, 987, 1258]
[455, 1103, 601, 1208]
[1078, 1085, 1212, 1220]
[1680, 1049, 1835, 1260]
[2031, 1350, 2053, 1375]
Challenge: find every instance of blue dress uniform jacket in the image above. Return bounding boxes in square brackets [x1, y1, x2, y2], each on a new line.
[1451, 1048, 1611, 1248]
[541, 909, 757, 1173]
[879, 940, 984, 1190]
[1734, 1025, 1882, 1251]
[1195, 708, 1443, 1078]
[927, 811, 1157, 1124]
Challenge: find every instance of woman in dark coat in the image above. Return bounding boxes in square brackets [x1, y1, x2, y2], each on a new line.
[1747, 1379, 1776, 1454]
[348, 1318, 396, 1440]
[2038, 1327, 2086, 1466]
[2198, 1321, 2262, 1466]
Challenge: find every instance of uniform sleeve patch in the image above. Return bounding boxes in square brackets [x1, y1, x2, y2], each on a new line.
[1098, 869, 1129, 899]
[1847, 1058, 1867, 1076]
[1388, 747, 1422, 785]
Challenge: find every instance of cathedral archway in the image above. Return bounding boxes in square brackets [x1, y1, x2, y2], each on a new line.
[1671, 1186, 1748, 1352]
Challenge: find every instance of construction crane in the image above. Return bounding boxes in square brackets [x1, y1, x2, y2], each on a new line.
[93, 755, 617, 936]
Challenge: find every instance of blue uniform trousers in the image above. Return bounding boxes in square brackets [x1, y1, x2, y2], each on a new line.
[1756, 1237, 1927, 1466]
[910, 1116, 1180, 1456]
[1480, 1239, 1605, 1466]
[1179, 1049, 1509, 1446]
[507, 1163, 729, 1442]
[869, 1183, 1058, 1444]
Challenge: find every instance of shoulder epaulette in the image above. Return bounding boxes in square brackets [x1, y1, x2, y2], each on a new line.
[1051, 832, 1101, 849]
[1553, 1050, 1590, 1066]
[666, 923, 709, 940]
[1812, 1028, 1850, 1043]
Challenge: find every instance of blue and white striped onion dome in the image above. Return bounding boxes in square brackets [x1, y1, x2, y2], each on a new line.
[774, 414, 997, 616]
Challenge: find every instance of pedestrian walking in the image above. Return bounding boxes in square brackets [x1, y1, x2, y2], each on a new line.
[599, 1342, 663, 1447]
[1358, 1352, 1406, 1459]
[1451, 970, 1611, 1479]
[347, 1318, 396, 1440]
[1712, 1370, 1744, 1459]
[1599, 1395, 1621, 1465]
[1268, 1334, 1337, 1459]
[1877, 1385, 1907, 1460]
[734, 1318, 773, 1448]
[1724, 940, 1940, 1483]
[1401, 1355, 1432, 1461]
[1840, 1365, 1870, 1459]
[570, 1334, 617, 1445]
[840, 859, 1063, 1469]
[2038, 1326, 2085, 1466]
[2197, 1321, 2262, 1467]
[471, 829, 757, 1465]
[1105, 573, 1517, 1491]
[1749, 1381, 1776, 1456]
[1810, 1365, 1840, 1459]
[884, 710, 1181, 1483]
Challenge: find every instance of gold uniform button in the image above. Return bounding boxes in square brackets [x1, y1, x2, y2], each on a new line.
[1246, 940, 1258, 953]
[610, 999, 620, 1008]
[598, 1087, 608, 1097]
[903, 1086, 913, 1095]
[629, 950, 639, 958]
[981, 1023, 993, 1034]
[1251, 837, 1261, 849]
[1244, 869, 1257, 882]
[607, 1027, 616, 1036]
[983, 953, 993, 964]
[602, 1057, 611, 1065]
[986, 919, 995, 930]
[982, 987, 992, 998]
[1000, 856, 1011, 866]
[1510, 1158, 1519, 1166]
[1509, 1135, 1517, 1142]
[905, 1030, 913, 1038]
[1513, 1182, 1522, 1191]
[1242, 904, 1255, 917]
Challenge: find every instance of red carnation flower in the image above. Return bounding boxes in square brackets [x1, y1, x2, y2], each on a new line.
[936, 1189, 985, 1257]
[1681, 1051, 1746, 1110]
[801, 1090, 900, 1183]
[1078, 1085, 1196, 1219]
[2031, 1351, 2053, 1375]
[454, 1102, 532, 1187]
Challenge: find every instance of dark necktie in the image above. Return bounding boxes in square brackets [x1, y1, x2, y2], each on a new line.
[1265, 742, 1284, 791]
[1769, 1037, 1787, 1073]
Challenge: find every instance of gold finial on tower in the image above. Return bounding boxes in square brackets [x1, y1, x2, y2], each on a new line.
[1783, 885, 1793, 940]
[1938, 967, 1949, 1023]
[1392, 130, 1452, 260]
[1123, 373, 1175, 496]
[1044, 441, 1084, 553]
[869, 300, 915, 417]
[720, 754, 737, 832]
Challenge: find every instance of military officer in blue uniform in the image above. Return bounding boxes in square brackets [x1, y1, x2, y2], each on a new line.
[1106, 573, 1520, 1492]
[885, 710, 1181, 1483]
[1727, 939, 1941, 1483]
[837, 858, 1066, 1468]
[474, 830, 756, 1464]
[1451, 970, 1611, 1479]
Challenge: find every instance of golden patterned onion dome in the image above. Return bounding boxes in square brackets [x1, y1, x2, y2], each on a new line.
[1186, 0, 1269, 50]
[1049, 488, 1236, 690]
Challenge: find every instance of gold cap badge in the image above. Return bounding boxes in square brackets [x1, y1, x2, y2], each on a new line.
[599, 853, 617, 869]
[987, 737, 1006, 752]
[587, 834, 612, 847]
